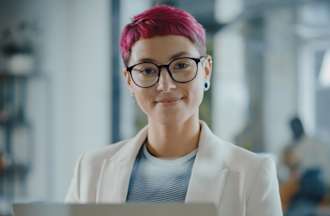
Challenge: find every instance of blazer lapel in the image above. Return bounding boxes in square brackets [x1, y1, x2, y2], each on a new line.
[185, 122, 230, 205]
[96, 121, 231, 205]
[96, 126, 148, 203]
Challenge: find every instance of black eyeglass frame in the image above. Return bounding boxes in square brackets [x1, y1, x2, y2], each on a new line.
[126, 56, 207, 88]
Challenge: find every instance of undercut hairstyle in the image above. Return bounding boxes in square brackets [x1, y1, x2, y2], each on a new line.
[120, 5, 206, 66]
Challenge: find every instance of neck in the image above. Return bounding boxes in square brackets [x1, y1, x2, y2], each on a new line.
[147, 115, 201, 158]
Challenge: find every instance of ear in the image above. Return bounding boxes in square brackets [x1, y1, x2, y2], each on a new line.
[202, 55, 213, 81]
[122, 68, 134, 94]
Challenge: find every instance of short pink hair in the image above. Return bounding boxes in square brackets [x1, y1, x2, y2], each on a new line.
[120, 5, 206, 66]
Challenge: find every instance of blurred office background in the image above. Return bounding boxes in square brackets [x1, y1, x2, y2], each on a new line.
[0, 0, 329, 215]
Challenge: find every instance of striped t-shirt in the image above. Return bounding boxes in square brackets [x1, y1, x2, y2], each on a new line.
[126, 144, 197, 202]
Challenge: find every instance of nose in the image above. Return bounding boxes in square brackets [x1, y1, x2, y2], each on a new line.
[156, 67, 177, 92]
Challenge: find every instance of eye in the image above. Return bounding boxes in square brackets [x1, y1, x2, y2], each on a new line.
[140, 67, 157, 76]
[173, 62, 189, 70]
[133, 64, 158, 76]
[171, 58, 194, 71]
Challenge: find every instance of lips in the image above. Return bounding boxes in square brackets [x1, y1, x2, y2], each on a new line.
[155, 96, 183, 104]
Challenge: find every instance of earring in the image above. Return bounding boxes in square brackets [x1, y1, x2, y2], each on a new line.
[204, 80, 210, 91]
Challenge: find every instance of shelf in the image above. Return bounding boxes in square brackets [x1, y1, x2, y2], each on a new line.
[0, 73, 35, 79]
[0, 163, 30, 180]
[0, 120, 30, 129]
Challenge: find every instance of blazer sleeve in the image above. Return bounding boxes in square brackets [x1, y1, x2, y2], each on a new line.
[65, 153, 85, 203]
[246, 156, 283, 216]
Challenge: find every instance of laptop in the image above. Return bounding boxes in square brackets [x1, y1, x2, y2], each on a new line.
[13, 203, 217, 216]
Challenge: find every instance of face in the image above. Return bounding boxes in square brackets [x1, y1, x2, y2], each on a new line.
[123, 35, 212, 125]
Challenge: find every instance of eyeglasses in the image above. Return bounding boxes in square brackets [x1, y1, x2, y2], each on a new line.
[126, 56, 206, 88]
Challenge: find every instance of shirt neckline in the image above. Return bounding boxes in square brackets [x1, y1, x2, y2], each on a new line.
[142, 144, 197, 166]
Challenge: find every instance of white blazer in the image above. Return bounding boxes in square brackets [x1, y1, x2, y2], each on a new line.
[65, 121, 283, 216]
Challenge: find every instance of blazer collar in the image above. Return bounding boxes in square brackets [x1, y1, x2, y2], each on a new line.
[96, 126, 148, 203]
[185, 121, 230, 205]
[96, 121, 230, 205]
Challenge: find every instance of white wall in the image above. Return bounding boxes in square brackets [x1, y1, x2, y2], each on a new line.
[263, 8, 298, 155]
[0, 0, 111, 201]
[213, 1, 299, 156]
[213, 28, 248, 142]
[213, 0, 249, 143]
[44, 0, 111, 201]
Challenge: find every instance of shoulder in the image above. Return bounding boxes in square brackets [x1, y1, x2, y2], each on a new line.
[221, 139, 275, 173]
[78, 139, 132, 169]
[72, 125, 148, 182]
[212, 137, 281, 212]
[200, 121, 276, 176]
[208, 135, 278, 194]
[65, 139, 134, 202]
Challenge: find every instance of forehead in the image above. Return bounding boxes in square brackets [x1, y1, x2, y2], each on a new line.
[129, 35, 200, 65]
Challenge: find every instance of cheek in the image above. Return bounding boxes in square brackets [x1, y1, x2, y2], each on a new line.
[134, 90, 155, 114]
[185, 80, 204, 107]
[195, 73, 206, 103]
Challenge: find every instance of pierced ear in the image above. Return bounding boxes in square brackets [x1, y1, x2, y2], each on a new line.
[203, 55, 213, 80]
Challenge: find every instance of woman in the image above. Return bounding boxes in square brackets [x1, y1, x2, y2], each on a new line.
[66, 5, 283, 216]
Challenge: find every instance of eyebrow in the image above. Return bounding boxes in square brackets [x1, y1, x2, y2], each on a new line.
[136, 51, 190, 64]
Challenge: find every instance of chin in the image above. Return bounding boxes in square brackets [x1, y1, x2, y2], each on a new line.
[153, 112, 190, 126]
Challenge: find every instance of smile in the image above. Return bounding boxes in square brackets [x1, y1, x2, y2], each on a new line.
[155, 97, 183, 105]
